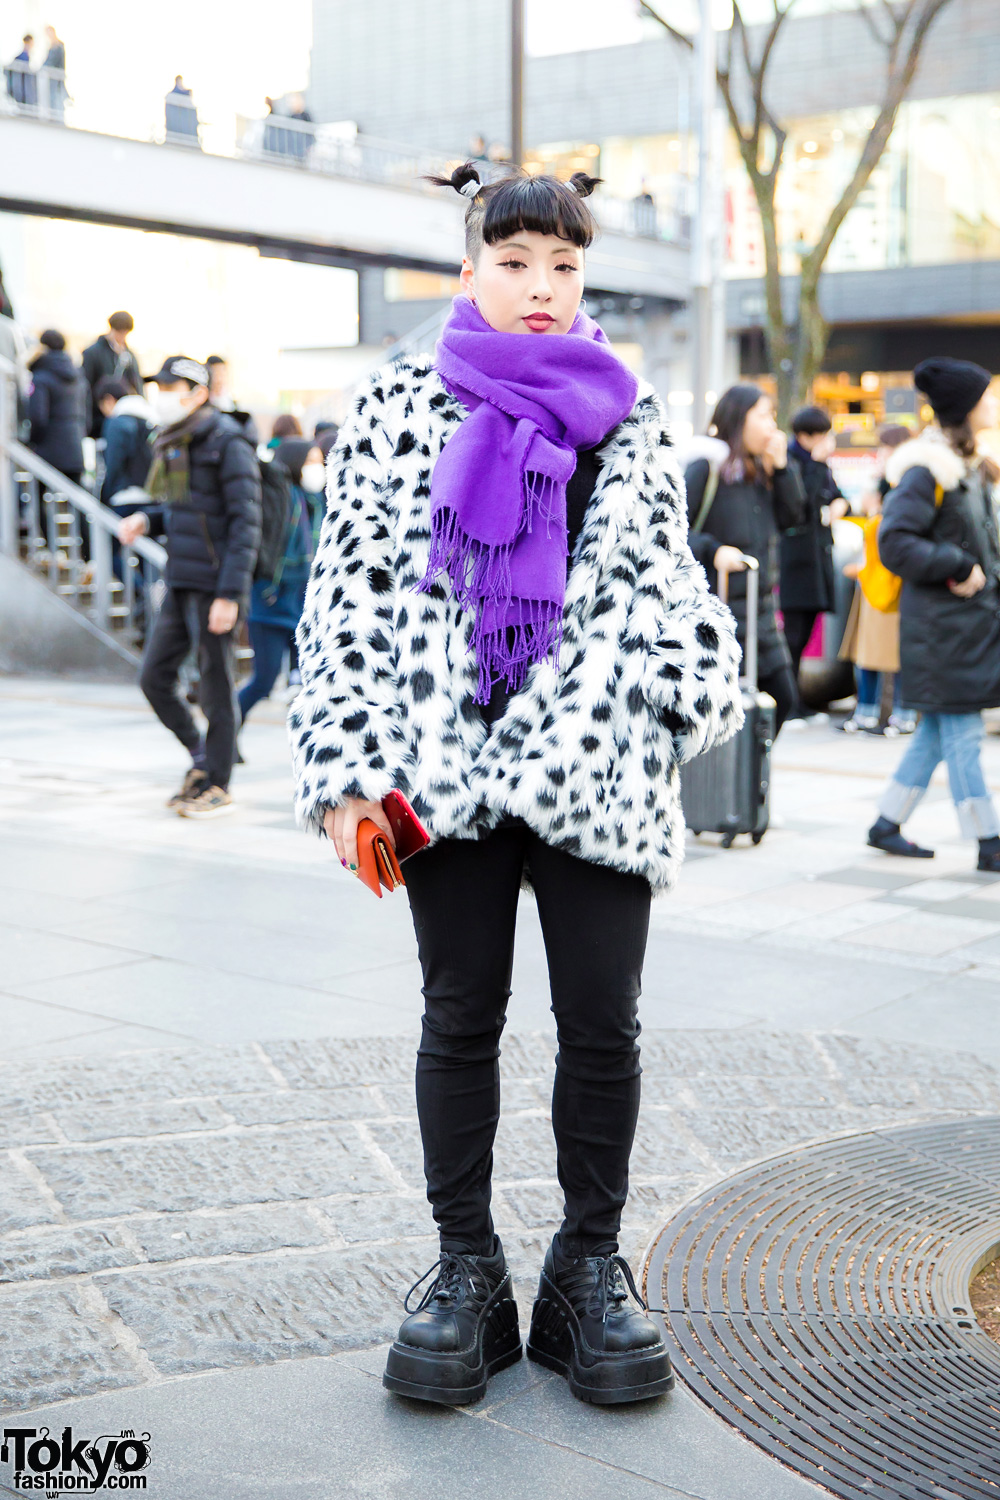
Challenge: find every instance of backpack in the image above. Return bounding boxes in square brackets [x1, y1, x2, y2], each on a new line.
[254, 452, 295, 581]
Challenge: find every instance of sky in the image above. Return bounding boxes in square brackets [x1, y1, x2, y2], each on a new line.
[3, 0, 880, 124]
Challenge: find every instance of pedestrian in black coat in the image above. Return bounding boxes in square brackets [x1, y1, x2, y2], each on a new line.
[118, 356, 262, 818]
[684, 383, 807, 733]
[780, 404, 850, 715]
[868, 357, 1000, 872]
[27, 331, 86, 482]
[82, 312, 143, 436]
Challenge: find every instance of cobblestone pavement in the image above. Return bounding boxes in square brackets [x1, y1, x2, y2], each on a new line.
[4, 679, 1000, 1497]
[2, 1025, 998, 1415]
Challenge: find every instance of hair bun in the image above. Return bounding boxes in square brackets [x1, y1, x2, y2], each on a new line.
[425, 160, 483, 200]
[569, 171, 601, 198]
[452, 161, 482, 198]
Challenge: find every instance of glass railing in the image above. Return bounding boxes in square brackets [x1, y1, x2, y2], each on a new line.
[0, 64, 687, 247]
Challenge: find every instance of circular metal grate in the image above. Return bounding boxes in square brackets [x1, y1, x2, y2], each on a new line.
[646, 1118, 1000, 1499]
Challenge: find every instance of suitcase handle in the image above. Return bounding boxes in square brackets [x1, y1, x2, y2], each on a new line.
[717, 553, 759, 691]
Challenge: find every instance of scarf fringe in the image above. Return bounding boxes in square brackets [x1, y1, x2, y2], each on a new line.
[417, 469, 562, 611]
[473, 599, 564, 704]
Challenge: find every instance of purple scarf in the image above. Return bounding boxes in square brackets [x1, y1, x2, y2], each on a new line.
[418, 295, 639, 703]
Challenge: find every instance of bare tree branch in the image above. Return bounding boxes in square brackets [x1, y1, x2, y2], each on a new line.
[645, 0, 957, 416]
[637, 0, 693, 51]
[802, 0, 952, 284]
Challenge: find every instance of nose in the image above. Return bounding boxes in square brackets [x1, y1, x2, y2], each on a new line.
[528, 269, 554, 302]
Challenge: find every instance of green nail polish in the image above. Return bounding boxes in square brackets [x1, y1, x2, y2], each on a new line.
[349, 863, 356, 871]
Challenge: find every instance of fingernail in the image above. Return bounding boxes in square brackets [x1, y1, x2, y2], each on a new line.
[349, 863, 357, 872]
[341, 859, 347, 867]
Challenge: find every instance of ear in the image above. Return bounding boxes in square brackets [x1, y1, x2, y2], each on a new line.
[459, 256, 476, 300]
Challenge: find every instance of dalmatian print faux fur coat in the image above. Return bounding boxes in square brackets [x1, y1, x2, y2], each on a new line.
[289, 356, 743, 893]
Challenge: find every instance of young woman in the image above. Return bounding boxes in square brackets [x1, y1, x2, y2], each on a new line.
[868, 358, 1000, 869]
[238, 437, 325, 722]
[684, 385, 806, 733]
[290, 164, 742, 1407]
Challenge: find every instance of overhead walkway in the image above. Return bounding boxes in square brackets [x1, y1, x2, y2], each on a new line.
[0, 115, 691, 303]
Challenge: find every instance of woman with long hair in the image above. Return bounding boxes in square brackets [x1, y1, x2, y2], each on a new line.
[289, 163, 742, 1407]
[868, 358, 1000, 868]
[684, 384, 806, 733]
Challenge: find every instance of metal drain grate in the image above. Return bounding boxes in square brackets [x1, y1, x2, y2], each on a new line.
[645, 1118, 1000, 1499]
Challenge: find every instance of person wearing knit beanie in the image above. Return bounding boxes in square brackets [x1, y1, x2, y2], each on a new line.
[866, 359, 1000, 874]
[913, 357, 991, 428]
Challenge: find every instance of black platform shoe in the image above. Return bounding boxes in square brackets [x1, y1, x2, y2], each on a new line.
[383, 1242, 522, 1405]
[527, 1244, 673, 1404]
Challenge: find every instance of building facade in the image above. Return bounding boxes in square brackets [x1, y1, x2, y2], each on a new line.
[309, 0, 1000, 424]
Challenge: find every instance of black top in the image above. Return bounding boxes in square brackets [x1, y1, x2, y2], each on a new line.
[482, 445, 602, 728]
[879, 461, 1000, 714]
[779, 440, 843, 613]
[684, 456, 807, 679]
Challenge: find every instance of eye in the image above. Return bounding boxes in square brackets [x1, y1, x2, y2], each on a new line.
[498, 258, 526, 270]
[556, 262, 580, 273]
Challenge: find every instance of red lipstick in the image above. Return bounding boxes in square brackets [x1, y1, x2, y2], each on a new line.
[523, 312, 556, 331]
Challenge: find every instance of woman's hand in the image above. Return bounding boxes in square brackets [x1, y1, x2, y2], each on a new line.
[713, 545, 747, 576]
[324, 797, 395, 873]
[949, 564, 987, 598]
[760, 431, 788, 474]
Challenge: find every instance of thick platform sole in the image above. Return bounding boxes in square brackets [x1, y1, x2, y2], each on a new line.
[383, 1330, 522, 1405]
[527, 1269, 674, 1405]
[526, 1335, 673, 1404]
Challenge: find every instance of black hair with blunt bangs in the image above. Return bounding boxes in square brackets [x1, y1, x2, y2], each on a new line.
[709, 383, 768, 484]
[428, 161, 601, 264]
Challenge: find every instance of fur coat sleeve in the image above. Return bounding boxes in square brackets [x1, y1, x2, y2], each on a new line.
[289, 375, 411, 829]
[635, 420, 744, 763]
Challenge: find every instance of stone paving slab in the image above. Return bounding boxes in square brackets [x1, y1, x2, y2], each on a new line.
[2, 1026, 997, 1417]
[3, 1353, 797, 1500]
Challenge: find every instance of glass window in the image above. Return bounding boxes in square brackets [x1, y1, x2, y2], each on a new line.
[724, 92, 1000, 275]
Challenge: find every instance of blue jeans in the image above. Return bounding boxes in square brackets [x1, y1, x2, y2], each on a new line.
[857, 669, 904, 713]
[879, 712, 1000, 839]
[238, 621, 290, 722]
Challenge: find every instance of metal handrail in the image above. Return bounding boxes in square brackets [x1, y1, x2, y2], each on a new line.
[5, 437, 166, 567]
[0, 353, 166, 650]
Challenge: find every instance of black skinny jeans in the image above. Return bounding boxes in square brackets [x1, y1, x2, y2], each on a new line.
[405, 823, 651, 1260]
[758, 664, 799, 734]
[139, 587, 238, 790]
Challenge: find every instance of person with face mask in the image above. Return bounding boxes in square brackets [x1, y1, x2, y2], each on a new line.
[238, 436, 326, 722]
[118, 356, 262, 818]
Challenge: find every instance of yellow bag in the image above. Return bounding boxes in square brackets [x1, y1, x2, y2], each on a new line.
[858, 483, 944, 614]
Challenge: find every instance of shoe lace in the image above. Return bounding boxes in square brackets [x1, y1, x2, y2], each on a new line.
[584, 1253, 647, 1321]
[403, 1252, 484, 1315]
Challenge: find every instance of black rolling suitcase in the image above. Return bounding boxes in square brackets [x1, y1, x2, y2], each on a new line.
[680, 555, 775, 848]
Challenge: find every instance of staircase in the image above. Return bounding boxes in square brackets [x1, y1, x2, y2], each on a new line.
[0, 354, 167, 677]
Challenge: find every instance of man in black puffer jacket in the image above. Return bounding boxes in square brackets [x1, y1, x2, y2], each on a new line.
[118, 356, 261, 819]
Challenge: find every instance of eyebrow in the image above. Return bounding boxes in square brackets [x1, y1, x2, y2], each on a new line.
[494, 240, 581, 256]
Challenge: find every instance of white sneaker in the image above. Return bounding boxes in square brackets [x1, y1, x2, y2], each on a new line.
[842, 714, 880, 734]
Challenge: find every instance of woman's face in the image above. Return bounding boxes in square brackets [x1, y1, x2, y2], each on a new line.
[460, 231, 585, 335]
[742, 396, 777, 455]
[968, 388, 999, 435]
